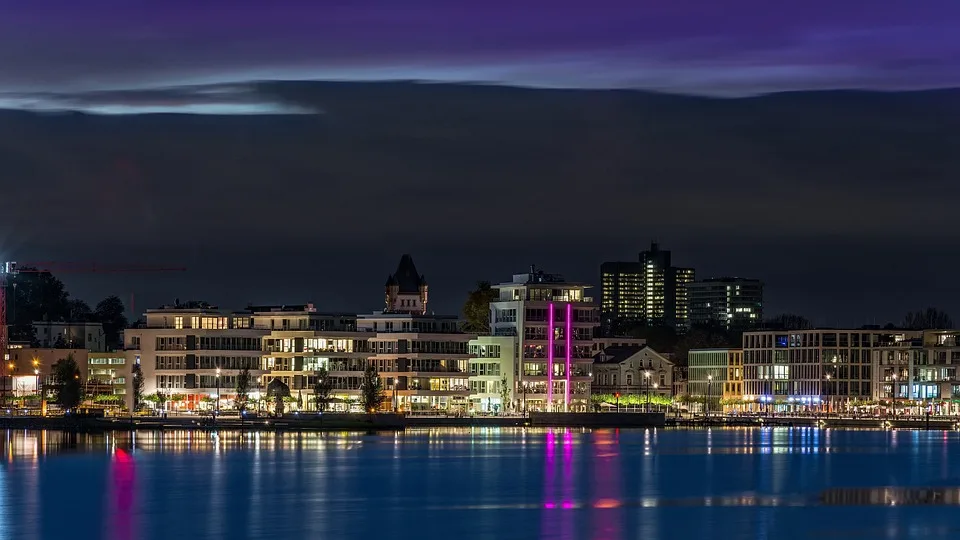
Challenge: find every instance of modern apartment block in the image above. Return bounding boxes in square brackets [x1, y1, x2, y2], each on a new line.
[600, 242, 694, 333]
[357, 311, 475, 412]
[871, 330, 960, 411]
[468, 336, 517, 413]
[86, 351, 130, 406]
[124, 306, 270, 411]
[490, 266, 599, 412]
[741, 329, 919, 409]
[687, 349, 740, 411]
[688, 277, 763, 330]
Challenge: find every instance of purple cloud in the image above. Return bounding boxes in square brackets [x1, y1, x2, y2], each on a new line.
[0, 0, 957, 99]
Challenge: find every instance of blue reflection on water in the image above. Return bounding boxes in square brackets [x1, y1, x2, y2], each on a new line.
[1, 427, 960, 540]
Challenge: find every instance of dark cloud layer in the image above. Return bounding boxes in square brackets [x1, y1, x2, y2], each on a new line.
[0, 82, 958, 324]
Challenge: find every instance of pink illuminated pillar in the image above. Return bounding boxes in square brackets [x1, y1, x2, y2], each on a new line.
[565, 303, 572, 411]
[547, 302, 555, 410]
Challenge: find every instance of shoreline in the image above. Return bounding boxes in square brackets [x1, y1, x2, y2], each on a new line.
[0, 412, 954, 432]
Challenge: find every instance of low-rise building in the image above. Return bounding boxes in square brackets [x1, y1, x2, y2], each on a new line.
[592, 346, 674, 401]
[86, 351, 130, 407]
[7, 346, 89, 396]
[33, 321, 106, 352]
[687, 349, 738, 412]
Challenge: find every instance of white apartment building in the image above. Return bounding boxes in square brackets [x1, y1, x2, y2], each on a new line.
[490, 266, 599, 412]
[124, 306, 269, 411]
[468, 336, 517, 413]
[33, 321, 106, 352]
[357, 312, 475, 412]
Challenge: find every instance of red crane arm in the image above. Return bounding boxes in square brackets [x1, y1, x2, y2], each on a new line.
[14, 263, 186, 273]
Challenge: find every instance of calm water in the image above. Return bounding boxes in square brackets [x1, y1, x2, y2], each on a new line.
[2, 427, 960, 539]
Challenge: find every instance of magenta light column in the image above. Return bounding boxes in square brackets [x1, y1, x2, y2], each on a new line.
[547, 302, 555, 410]
[565, 303, 572, 411]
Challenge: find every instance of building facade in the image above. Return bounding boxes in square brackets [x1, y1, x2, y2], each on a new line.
[600, 243, 695, 333]
[357, 312, 475, 412]
[491, 267, 599, 412]
[124, 306, 270, 412]
[687, 348, 737, 411]
[468, 336, 517, 413]
[86, 352, 130, 407]
[592, 346, 674, 400]
[33, 321, 106, 352]
[688, 277, 763, 330]
[741, 329, 918, 410]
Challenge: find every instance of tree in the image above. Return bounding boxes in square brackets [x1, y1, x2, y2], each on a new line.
[267, 378, 291, 417]
[94, 296, 128, 351]
[903, 308, 954, 330]
[131, 363, 145, 411]
[360, 365, 384, 413]
[313, 366, 333, 412]
[51, 355, 82, 411]
[499, 375, 511, 414]
[234, 367, 251, 413]
[7, 270, 70, 342]
[622, 324, 679, 352]
[763, 314, 812, 330]
[154, 391, 168, 411]
[67, 299, 93, 322]
[673, 326, 735, 364]
[462, 281, 497, 334]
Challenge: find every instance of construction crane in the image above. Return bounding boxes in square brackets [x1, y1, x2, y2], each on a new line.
[0, 261, 186, 363]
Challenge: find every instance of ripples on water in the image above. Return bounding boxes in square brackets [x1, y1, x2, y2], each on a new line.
[1, 427, 959, 540]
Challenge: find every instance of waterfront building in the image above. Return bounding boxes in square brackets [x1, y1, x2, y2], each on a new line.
[123, 305, 269, 411]
[600, 243, 695, 333]
[742, 329, 919, 411]
[253, 305, 365, 412]
[687, 349, 740, 412]
[870, 329, 960, 413]
[357, 311, 474, 413]
[688, 277, 763, 330]
[86, 351, 130, 408]
[33, 321, 106, 352]
[724, 349, 744, 409]
[490, 266, 599, 412]
[6, 346, 88, 399]
[592, 346, 674, 401]
[468, 336, 517, 413]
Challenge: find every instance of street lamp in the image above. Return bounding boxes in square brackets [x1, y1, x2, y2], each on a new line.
[644, 370, 651, 413]
[653, 383, 659, 412]
[891, 373, 898, 420]
[34, 369, 39, 396]
[215, 367, 221, 415]
[824, 373, 831, 415]
[393, 378, 399, 413]
[707, 374, 713, 418]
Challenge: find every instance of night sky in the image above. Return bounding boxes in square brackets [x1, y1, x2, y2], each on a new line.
[0, 2, 958, 325]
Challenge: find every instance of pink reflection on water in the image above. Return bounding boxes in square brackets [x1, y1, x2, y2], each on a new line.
[591, 430, 623, 540]
[108, 448, 136, 540]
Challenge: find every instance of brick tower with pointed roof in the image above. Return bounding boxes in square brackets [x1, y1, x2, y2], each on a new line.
[384, 254, 429, 314]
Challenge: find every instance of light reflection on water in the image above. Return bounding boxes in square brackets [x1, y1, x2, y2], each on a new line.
[1, 427, 959, 539]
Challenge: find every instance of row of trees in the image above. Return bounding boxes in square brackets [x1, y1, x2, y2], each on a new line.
[7, 269, 128, 350]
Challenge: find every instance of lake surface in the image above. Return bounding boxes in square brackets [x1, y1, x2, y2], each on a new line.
[1, 427, 959, 539]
